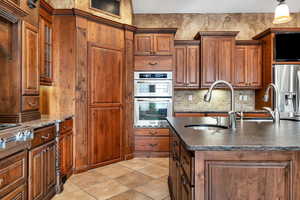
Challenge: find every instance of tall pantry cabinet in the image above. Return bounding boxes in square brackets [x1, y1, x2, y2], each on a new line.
[53, 10, 136, 172]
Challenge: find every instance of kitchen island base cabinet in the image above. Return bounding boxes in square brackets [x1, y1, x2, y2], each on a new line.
[169, 128, 300, 200]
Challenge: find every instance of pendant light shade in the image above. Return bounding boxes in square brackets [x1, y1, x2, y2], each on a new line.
[273, 0, 292, 24]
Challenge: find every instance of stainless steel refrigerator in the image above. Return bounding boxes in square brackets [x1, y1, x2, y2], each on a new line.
[274, 65, 300, 118]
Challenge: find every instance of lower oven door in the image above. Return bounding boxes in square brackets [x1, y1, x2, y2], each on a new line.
[134, 98, 172, 128]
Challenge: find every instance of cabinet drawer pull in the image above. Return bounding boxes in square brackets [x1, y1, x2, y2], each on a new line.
[28, 101, 38, 107]
[149, 62, 158, 66]
[149, 143, 158, 147]
[41, 134, 50, 140]
[149, 131, 157, 136]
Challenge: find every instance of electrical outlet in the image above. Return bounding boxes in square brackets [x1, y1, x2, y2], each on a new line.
[188, 95, 193, 101]
[239, 95, 243, 101]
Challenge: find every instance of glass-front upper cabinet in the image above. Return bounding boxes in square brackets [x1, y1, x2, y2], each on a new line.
[39, 1, 53, 86]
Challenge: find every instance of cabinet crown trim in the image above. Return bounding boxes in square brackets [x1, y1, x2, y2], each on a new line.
[40, 0, 54, 14]
[236, 40, 261, 45]
[252, 27, 300, 40]
[194, 31, 239, 39]
[136, 28, 177, 34]
[0, 0, 29, 23]
[53, 8, 137, 31]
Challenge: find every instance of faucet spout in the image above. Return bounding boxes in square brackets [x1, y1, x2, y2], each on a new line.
[263, 83, 280, 123]
[204, 80, 236, 129]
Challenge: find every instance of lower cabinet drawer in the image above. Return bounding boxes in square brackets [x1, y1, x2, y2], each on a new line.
[135, 136, 169, 152]
[0, 151, 27, 198]
[60, 119, 73, 134]
[135, 56, 173, 71]
[22, 96, 39, 111]
[2, 184, 26, 200]
[135, 128, 169, 137]
[31, 125, 56, 148]
[180, 144, 195, 185]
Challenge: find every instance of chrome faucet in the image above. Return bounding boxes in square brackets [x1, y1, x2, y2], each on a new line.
[263, 83, 280, 123]
[204, 80, 236, 129]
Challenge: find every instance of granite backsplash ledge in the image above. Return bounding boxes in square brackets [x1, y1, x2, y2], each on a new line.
[174, 90, 255, 112]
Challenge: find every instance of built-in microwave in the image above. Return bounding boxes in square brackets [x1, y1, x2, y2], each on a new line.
[134, 98, 173, 128]
[134, 72, 173, 97]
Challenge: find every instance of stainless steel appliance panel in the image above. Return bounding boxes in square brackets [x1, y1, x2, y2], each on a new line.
[274, 65, 300, 117]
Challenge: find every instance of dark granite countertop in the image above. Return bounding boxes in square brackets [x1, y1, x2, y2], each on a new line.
[167, 116, 300, 151]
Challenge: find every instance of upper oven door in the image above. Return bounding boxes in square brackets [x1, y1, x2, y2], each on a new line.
[134, 80, 173, 97]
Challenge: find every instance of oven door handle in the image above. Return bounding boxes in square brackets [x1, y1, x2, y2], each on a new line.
[136, 99, 171, 102]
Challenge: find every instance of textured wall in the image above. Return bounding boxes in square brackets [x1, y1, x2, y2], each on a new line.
[134, 13, 300, 40]
[45, 0, 133, 24]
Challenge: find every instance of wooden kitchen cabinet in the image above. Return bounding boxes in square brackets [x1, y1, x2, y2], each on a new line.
[135, 32, 174, 56]
[194, 32, 238, 88]
[174, 41, 200, 89]
[39, 0, 53, 86]
[169, 128, 194, 200]
[88, 107, 122, 167]
[0, 3, 41, 123]
[134, 28, 177, 71]
[28, 126, 56, 200]
[22, 21, 39, 95]
[135, 128, 170, 157]
[0, 151, 27, 199]
[59, 119, 74, 179]
[234, 41, 262, 88]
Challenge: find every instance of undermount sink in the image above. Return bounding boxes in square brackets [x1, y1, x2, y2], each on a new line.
[184, 124, 228, 131]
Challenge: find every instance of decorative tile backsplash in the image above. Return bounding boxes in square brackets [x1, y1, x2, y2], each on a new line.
[174, 90, 255, 112]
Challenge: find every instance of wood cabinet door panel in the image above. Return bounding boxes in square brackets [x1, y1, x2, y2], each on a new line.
[60, 131, 73, 176]
[0, 151, 27, 198]
[206, 161, 290, 200]
[154, 34, 173, 55]
[234, 46, 247, 87]
[89, 107, 122, 166]
[29, 145, 44, 200]
[22, 21, 39, 95]
[2, 184, 26, 200]
[186, 46, 199, 88]
[218, 37, 234, 83]
[44, 142, 56, 192]
[248, 45, 262, 87]
[174, 46, 186, 87]
[39, 16, 53, 85]
[134, 34, 153, 55]
[201, 37, 218, 87]
[88, 43, 122, 106]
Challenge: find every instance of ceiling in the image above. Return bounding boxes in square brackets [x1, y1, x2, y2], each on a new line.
[132, 0, 300, 14]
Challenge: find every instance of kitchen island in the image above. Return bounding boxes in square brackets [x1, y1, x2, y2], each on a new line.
[167, 116, 300, 200]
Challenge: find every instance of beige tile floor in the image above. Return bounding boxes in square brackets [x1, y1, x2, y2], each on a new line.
[53, 158, 171, 200]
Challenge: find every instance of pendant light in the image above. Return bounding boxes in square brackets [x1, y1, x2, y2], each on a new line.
[273, 0, 292, 24]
